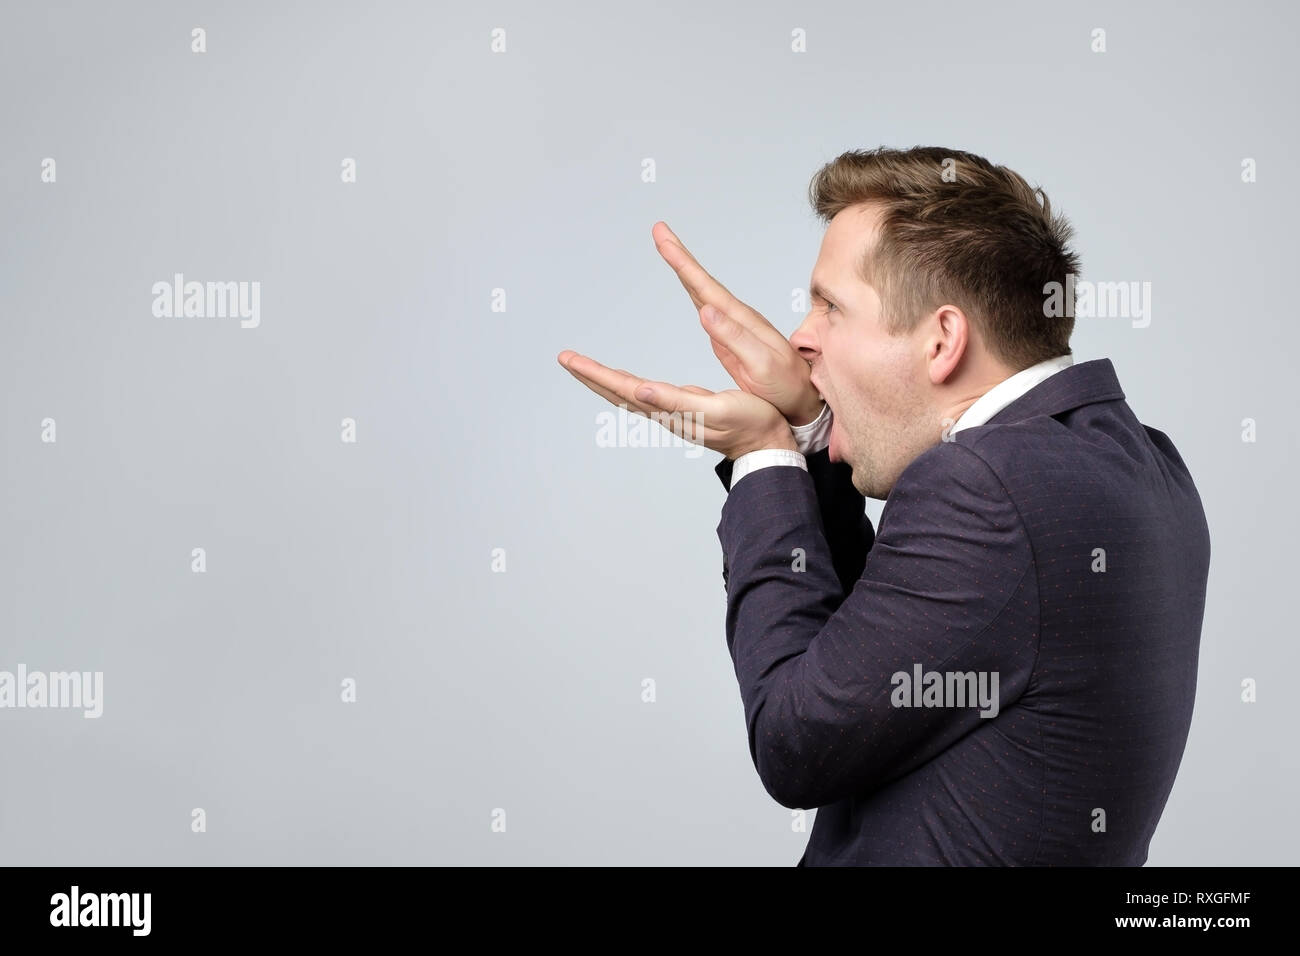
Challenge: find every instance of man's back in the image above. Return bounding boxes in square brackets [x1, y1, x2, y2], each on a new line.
[717, 358, 1210, 865]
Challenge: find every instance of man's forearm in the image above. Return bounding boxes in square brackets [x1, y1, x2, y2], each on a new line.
[714, 407, 873, 597]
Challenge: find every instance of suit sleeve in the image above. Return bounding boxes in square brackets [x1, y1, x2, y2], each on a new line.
[715, 440, 1038, 810]
[716, 446, 873, 596]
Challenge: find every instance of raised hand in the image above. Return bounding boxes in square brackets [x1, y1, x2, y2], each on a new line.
[556, 350, 796, 461]
[652, 221, 824, 426]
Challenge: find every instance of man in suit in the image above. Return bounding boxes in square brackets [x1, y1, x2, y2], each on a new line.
[558, 145, 1210, 865]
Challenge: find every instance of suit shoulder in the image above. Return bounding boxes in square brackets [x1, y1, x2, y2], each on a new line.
[895, 433, 1015, 504]
[943, 418, 1062, 482]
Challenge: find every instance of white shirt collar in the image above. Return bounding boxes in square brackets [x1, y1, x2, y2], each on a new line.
[948, 353, 1075, 436]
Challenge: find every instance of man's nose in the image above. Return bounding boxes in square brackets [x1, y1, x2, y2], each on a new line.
[790, 310, 820, 362]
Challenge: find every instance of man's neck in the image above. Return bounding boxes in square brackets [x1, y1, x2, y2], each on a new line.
[937, 365, 1017, 430]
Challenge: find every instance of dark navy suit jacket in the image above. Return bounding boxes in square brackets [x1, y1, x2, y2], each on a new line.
[714, 358, 1210, 865]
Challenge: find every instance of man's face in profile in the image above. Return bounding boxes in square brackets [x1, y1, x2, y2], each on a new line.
[793, 203, 937, 499]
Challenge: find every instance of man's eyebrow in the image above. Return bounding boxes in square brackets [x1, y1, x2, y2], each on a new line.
[809, 279, 843, 302]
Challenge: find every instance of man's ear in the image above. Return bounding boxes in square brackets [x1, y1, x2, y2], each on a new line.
[925, 305, 969, 386]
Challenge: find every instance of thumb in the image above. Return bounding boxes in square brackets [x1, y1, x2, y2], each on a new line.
[701, 303, 764, 372]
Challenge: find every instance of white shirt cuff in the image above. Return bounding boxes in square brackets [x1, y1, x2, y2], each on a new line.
[791, 401, 831, 455]
[730, 448, 808, 489]
[724, 403, 829, 490]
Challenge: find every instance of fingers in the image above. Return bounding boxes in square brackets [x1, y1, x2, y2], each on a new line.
[653, 222, 794, 358]
[709, 337, 745, 385]
[558, 350, 776, 455]
[557, 351, 656, 416]
[630, 379, 714, 418]
[652, 221, 743, 315]
[557, 351, 717, 424]
[700, 303, 770, 377]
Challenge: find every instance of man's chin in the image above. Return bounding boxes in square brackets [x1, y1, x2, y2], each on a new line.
[850, 470, 876, 499]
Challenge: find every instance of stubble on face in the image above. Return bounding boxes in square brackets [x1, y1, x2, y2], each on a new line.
[841, 370, 938, 499]
[809, 204, 950, 500]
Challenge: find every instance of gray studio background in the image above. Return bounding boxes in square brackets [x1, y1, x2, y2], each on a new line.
[2, 0, 1296, 865]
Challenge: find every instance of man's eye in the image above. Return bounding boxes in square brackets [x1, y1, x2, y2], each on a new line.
[825, 301, 838, 312]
